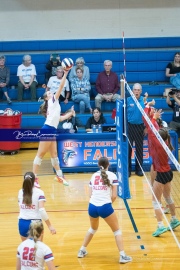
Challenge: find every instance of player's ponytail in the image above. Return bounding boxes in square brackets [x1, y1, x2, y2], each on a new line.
[23, 172, 35, 205]
[39, 92, 48, 117]
[98, 157, 111, 187]
[28, 221, 44, 259]
[159, 128, 174, 151]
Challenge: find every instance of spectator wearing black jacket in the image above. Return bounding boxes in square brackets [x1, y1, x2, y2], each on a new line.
[45, 54, 61, 84]
[85, 107, 106, 132]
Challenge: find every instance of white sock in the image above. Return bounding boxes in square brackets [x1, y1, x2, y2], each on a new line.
[171, 216, 176, 221]
[120, 251, 126, 256]
[56, 170, 62, 177]
[158, 221, 164, 228]
[80, 246, 86, 251]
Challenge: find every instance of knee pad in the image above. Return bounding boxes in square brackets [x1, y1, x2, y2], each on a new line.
[51, 157, 59, 167]
[164, 197, 174, 205]
[152, 201, 161, 210]
[113, 229, 122, 236]
[33, 156, 42, 166]
[88, 228, 97, 235]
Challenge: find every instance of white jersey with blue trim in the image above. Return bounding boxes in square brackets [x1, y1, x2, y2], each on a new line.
[89, 170, 118, 206]
[17, 238, 54, 270]
[18, 187, 46, 220]
[45, 95, 60, 128]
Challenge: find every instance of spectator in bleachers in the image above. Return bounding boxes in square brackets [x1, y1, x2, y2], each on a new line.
[0, 55, 12, 104]
[85, 107, 106, 132]
[95, 60, 120, 109]
[46, 66, 70, 104]
[58, 108, 83, 133]
[166, 89, 180, 132]
[127, 83, 145, 177]
[69, 57, 90, 83]
[17, 55, 38, 101]
[45, 54, 61, 84]
[71, 67, 92, 113]
[166, 52, 180, 89]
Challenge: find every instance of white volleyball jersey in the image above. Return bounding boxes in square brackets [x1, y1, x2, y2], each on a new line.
[47, 76, 70, 97]
[18, 187, 46, 220]
[17, 238, 54, 270]
[44, 95, 61, 128]
[89, 170, 118, 206]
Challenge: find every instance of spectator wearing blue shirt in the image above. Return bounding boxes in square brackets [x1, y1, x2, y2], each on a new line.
[127, 83, 145, 177]
[71, 67, 92, 113]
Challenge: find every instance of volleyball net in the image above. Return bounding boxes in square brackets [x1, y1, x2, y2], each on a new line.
[120, 78, 180, 248]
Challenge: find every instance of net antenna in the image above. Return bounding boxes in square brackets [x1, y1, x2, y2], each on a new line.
[121, 31, 127, 135]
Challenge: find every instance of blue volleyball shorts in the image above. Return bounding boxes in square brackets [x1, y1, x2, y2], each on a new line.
[88, 203, 114, 218]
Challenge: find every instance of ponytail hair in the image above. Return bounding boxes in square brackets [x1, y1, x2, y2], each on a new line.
[38, 92, 48, 117]
[28, 221, 44, 260]
[23, 172, 35, 206]
[98, 157, 111, 187]
[159, 128, 174, 151]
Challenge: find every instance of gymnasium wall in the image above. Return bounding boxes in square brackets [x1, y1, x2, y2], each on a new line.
[0, 0, 180, 41]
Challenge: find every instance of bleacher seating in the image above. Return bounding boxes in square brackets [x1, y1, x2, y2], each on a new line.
[1, 37, 180, 129]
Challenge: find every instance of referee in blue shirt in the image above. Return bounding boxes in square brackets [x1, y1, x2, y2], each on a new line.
[127, 83, 145, 177]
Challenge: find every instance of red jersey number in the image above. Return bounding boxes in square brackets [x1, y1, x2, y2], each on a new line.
[22, 247, 35, 261]
[94, 175, 104, 185]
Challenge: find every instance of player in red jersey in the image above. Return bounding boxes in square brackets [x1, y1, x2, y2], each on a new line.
[150, 128, 180, 236]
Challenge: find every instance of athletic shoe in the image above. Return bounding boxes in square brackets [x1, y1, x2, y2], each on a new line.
[77, 250, 88, 258]
[167, 219, 180, 230]
[34, 177, 41, 188]
[119, 255, 132, 264]
[163, 207, 170, 214]
[56, 173, 69, 186]
[152, 226, 167, 237]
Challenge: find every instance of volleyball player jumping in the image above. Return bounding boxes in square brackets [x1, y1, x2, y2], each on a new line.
[33, 69, 74, 187]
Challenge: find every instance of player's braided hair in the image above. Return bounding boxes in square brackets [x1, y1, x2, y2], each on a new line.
[23, 172, 35, 206]
[28, 221, 44, 259]
[159, 128, 174, 151]
[98, 157, 111, 187]
[38, 92, 48, 117]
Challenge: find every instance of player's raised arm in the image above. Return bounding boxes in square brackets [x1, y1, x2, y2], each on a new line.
[55, 69, 69, 100]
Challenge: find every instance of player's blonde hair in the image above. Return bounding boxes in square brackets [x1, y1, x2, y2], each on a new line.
[28, 221, 44, 259]
[98, 157, 111, 187]
[23, 172, 35, 206]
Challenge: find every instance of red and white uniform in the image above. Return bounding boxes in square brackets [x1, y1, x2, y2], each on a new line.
[18, 187, 46, 220]
[150, 136, 171, 172]
[143, 106, 160, 158]
[45, 95, 60, 128]
[17, 238, 54, 270]
[89, 170, 118, 206]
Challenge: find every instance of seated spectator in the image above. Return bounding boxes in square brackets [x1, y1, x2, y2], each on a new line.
[45, 54, 61, 84]
[17, 55, 38, 101]
[0, 55, 11, 104]
[71, 67, 92, 113]
[85, 107, 106, 132]
[166, 89, 180, 132]
[166, 52, 180, 89]
[95, 60, 120, 109]
[58, 108, 83, 133]
[46, 66, 70, 103]
[69, 57, 90, 83]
